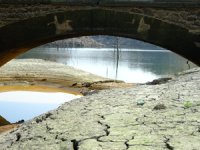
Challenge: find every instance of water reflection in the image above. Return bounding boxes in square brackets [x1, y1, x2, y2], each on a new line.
[18, 48, 196, 83]
[0, 91, 81, 123]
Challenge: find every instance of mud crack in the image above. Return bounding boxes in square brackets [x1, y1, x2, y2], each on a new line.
[97, 115, 110, 138]
[164, 137, 174, 150]
[16, 133, 21, 142]
[71, 139, 79, 150]
[124, 136, 134, 150]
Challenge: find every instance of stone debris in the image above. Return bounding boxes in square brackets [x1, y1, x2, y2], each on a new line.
[153, 104, 167, 110]
[136, 100, 145, 106]
[0, 68, 200, 149]
[146, 77, 172, 85]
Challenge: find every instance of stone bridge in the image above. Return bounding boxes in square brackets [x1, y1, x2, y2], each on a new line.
[0, 0, 199, 66]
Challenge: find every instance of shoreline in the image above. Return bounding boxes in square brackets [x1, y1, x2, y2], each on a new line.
[0, 85, 81, 95]
[0, 59, 133, 134]
[0, 59, 134, 93]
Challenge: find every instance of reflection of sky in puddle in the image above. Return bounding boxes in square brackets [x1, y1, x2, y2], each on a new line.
[0, 91, 81, 123]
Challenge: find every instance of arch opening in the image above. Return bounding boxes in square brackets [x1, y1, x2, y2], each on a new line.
[0, 8, 199, 66]
[0, 35, 196, 122]
[16, 35, 197, 84]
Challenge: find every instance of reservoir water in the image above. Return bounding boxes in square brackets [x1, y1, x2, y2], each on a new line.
[19, 48, 196, 83]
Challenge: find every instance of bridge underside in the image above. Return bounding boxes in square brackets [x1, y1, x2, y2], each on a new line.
[0, 5, 199, 66]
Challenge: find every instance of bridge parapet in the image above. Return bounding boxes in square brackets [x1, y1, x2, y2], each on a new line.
[0, 4, 199, 34]
[0, 0, 199, 7]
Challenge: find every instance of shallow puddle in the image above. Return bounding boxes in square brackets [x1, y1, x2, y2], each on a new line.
[0, 86, 82, 123]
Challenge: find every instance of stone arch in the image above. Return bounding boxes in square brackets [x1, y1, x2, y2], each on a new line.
[0, 8, 199, 66]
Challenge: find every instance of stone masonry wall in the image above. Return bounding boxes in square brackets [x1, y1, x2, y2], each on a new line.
[0, 4, 199, 34]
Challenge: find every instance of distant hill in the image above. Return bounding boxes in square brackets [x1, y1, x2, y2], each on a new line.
[43, 35, 164, 50]
[0, 115, 10, 126]
[44, 36, 104, 48]
[90, 36, 163, 50]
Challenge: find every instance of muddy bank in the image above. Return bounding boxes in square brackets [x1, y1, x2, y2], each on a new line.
[0, 116, 10, 126]
[0, 116, 14, 134]
[0, 59, 133, 94]
[0, 116, 22, 135]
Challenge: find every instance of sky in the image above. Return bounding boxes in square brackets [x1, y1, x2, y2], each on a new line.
[0, 91, 81, 123]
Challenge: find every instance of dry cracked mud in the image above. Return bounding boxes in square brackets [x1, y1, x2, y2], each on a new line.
[0, 68, 200, 150]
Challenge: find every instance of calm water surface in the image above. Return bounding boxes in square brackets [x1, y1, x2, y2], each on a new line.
[19, 48, 195, 83]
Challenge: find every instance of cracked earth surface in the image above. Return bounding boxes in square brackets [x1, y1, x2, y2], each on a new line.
[0, 68, 200, 150]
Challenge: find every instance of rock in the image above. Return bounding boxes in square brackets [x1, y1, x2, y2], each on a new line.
[153, 104, 166, 110]
[71, 83, 77, 86]
[41, 78, 47, 81]
[15, 120, 24, 124]
[80, 89, 98, 96]
[82, 82, 92, 87]
[137, 100, 145, 106]
[146, 77, 172, 85]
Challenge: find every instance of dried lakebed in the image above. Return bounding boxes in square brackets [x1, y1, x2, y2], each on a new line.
[0, 68, 200, 149]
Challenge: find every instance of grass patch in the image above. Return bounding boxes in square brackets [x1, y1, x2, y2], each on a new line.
[184, 101, 193, 109]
